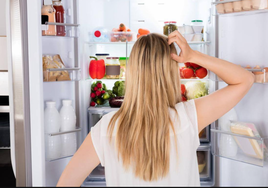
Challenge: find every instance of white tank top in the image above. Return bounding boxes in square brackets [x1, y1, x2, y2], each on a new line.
[91, 100, 200, 186]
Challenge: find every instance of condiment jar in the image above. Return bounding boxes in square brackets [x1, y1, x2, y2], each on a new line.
[163, 21, 178, 36]
[119, 57, 129, 79]
[106, 57, 120, 79]
[95, 53, 109, 65]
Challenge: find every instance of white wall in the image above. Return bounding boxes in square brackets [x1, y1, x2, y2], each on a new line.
[0, 0, 7, 36]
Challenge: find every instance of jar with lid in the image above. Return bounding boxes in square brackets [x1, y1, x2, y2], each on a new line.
[163, 21, 178, 36]
[95, 53, 110, 65]
[119, 57, 129, 79]
[106, 57, 121, 79]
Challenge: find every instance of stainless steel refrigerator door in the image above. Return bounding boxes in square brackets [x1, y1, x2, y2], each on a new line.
[9, 0, 32, 186]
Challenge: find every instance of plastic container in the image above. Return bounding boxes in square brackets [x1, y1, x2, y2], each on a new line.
[184, 25, 194, 34]
[110, 32, 134, 42]
[163, 21, 178, 36]
[242, 0, 252, 11]
[119, 57, 128, 79]
[192, 34, 203, 42]
[224, 2, 234, 13]
[60, 100, 76, 132]
[233, 1, 243, 12]
[191, 20, 204, 33]
[177, 26, 185, 34]
[91, 27, 109, 42]
[46, 135, 61, 160]
[183, 34, 194, 41]
[44, 101, 60, 133]
[61, 133, 77, 157]
[106, 57, 120, 79]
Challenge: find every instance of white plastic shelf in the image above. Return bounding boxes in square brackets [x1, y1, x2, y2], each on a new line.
[43, 68, 81, 82]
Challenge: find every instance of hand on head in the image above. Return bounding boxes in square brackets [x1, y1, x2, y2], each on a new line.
[168, 31, 197, 63]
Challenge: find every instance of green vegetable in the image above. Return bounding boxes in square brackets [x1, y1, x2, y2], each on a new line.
[112, 81, 125, 97]
[107, 90, 116, 98]
[96, 98, 104, 105]
[102, 92, 110, 100]
[185, 81, 208, 100]
[103, 83, 107, 91]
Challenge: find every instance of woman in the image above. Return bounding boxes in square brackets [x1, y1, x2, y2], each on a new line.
[57, 31, 254, 186]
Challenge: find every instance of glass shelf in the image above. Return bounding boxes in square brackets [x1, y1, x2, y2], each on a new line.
[212, 0, 241, 5]
[44, 22, 79, 27]
[211, 128, 268, 167]
[43, 68, 81, 82]
[85, 41, 210, 45]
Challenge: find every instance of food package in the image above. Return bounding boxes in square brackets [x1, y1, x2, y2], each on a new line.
[43, 54, 71, 82]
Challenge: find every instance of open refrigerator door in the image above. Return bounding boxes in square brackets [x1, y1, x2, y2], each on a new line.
[211, 0, 268, 186]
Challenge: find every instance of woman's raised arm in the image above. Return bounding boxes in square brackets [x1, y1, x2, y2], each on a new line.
[168, 31, 254, 133]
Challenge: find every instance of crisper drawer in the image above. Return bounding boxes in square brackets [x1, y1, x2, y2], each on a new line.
[197, 145, 212, 181]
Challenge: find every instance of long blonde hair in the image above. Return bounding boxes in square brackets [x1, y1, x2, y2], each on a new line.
[108, 33, 181, 181]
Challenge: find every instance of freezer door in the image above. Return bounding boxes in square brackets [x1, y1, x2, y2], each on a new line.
[8, 0, 33, 186]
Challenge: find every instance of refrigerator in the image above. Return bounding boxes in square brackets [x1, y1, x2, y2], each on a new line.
[6, 0, 268, 186]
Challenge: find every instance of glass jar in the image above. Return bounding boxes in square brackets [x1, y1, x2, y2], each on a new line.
[163, 21, 178, 36]
[106, 57, 120, 79]
[119, 57, 129, 79]
[95, 53, 110, 65]
[42, 0, 56, 36]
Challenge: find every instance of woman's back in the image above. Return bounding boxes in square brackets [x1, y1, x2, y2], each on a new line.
[91, 100, 200, 186]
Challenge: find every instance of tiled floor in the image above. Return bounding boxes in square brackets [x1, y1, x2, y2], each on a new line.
[0, 149, 16, 187]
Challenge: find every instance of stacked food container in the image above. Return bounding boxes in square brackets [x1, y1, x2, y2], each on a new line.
[177, 20, 204, 42]
[215, 0, 268, 14]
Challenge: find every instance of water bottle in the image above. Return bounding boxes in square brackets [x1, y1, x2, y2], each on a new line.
[219, 108, 238, 157]
[60, 100, 76, 132]
[91, 27, 109, 42]
[46, 135, 61, 160]
[44, 101, 60, 133]
[61, 133, 77, 157]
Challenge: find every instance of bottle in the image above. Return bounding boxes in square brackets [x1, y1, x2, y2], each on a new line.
[42, 0, 57, 36]
[53, 0, 66, 36]
[219, 108, 238, 157]
[60, 100, 76, 132]
[61, 133, 77, 157]
[44, 101, 60, 133]
[46, 135, 61, 160]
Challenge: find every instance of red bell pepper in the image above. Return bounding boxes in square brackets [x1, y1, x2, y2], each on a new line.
[89, 56, 106, 79]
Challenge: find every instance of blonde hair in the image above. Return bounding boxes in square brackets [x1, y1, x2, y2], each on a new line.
[108, 33, 181, 181]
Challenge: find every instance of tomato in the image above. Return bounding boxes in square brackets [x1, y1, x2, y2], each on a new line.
[190, 63, 201, 69]
[182, 94, 187, 102]
[180, 67, 185, 78]
[195, 68, 208, 79]
[181, 84, 186, 95]
[184, 62, 192, 68]
[182, 68, 194, 79]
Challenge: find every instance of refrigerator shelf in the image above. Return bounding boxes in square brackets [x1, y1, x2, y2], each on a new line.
[212, 0, 242, 5]
[44, 22, 79, 27]
[43, 68, 81, 82]
[86, 41, 210, 46]
[211, 128, 268, 167]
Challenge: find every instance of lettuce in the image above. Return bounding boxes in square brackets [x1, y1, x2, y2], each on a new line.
[185, 81, 208, 100]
